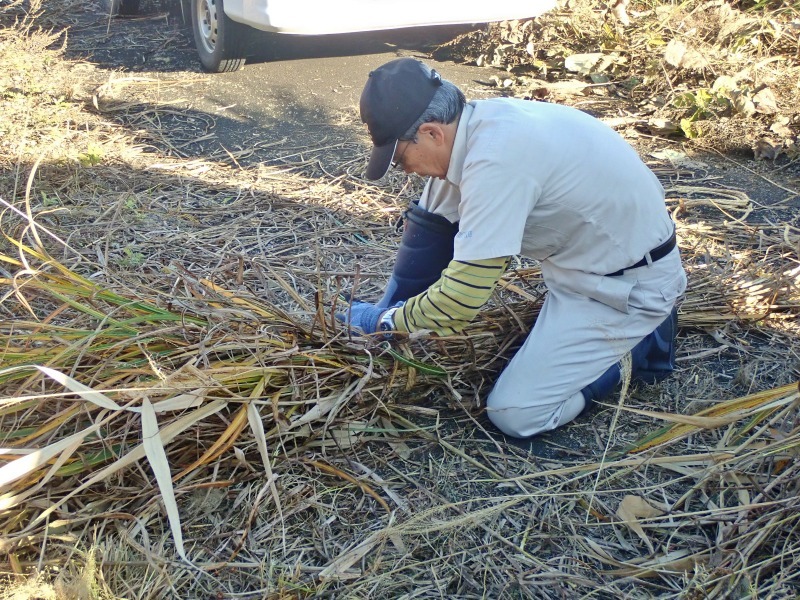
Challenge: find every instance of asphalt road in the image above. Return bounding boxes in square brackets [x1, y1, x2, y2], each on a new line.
[69, 7, 513, 175]
[189, 27, 508, 172]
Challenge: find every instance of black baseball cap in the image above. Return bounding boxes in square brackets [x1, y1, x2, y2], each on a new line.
[360, 58, 443, 180]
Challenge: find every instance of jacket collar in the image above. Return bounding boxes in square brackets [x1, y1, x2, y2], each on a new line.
[445, 101, 475, 187]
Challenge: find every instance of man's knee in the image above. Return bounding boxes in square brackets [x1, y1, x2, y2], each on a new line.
[486, 405, 544, 438]
[486, 392, 586, 439]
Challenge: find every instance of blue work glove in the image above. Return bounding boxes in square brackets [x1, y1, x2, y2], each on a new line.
[336, 300, 402, 335]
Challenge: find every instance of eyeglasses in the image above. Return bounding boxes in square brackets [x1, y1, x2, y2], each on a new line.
[391, 139, 414, 169]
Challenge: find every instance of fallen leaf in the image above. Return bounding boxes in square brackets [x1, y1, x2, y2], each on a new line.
[664, 39, 707, 70]
[681, 48, 708, 70]
[548, 79, 592, 94]
[564, 53, 603, 75]
[711, 75, 738, 96]
[612, 0, 631, 25]
[647, 118, 680, 136]
[664, 39, 686, 68]
[141, 397, 187, 561]
[387, 440, 412, 459]
[753, 138, 781, 161]
[650, 147, 708, 168]
[733, 93, 756, 117]
[616, 495, 664, 553]
[602, 116, 641, 129]
[753, 87, 778, 114]
[651, 148, 687, 163]
[770, 116, 792, 137]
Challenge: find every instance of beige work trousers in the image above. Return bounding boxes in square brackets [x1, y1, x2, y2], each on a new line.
[486, 248, 687, 439]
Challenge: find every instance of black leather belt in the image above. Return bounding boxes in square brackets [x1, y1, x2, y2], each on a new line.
[606, 228, 677, 277]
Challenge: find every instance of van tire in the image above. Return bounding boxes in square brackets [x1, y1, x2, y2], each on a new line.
[191, 0, 249, 72]
[105, 0, 142, 16]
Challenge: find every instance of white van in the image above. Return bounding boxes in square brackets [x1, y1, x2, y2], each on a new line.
[107, 0, 556, 72]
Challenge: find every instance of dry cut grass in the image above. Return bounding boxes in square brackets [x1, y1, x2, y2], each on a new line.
[1, 1, 800, 598]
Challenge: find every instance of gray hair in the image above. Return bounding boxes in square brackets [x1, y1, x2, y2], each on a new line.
[400, 65, 465, 141]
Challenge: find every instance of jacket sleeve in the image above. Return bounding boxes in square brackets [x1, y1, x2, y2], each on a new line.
[393, 256, 510, 336]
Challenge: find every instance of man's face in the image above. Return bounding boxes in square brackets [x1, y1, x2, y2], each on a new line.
[391, 123, 452, 180]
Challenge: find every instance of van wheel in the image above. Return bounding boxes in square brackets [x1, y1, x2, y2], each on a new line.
[191, 0, 249, 73]
[104, 0, 141, 15]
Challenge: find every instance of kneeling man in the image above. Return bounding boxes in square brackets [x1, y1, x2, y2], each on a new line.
[343, 58, 686, 439]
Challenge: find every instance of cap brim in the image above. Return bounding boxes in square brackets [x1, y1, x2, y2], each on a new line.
[365, 139, 398, 180]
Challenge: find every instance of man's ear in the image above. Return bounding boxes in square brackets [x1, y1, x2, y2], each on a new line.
[418, 122, 445, 145]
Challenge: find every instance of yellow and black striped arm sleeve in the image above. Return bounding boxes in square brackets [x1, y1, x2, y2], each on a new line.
[394, 256, 510, 336]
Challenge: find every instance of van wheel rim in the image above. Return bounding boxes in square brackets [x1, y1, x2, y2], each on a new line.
[196, 0, 218, 54]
